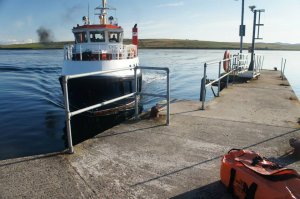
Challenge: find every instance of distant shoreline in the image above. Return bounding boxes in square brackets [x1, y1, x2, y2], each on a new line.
[1, 39, 300, 51]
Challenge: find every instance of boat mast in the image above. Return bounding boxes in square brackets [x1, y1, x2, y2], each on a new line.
[100, 0, 107, 24]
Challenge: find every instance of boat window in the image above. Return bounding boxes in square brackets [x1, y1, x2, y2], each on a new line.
[74, 32, 87, 43]
[109, 32, 121, 43]
[90, 31, 105, 42]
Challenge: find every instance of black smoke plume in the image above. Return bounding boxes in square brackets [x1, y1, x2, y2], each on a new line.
[36, 27, 54, 43]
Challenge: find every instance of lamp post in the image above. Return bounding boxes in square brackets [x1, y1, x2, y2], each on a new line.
[237, 0, 245, 53]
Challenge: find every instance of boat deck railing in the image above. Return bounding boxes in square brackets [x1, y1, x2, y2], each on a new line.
[62, 66, 170, 153]
[200, 53, 264, 110]
[64, 44, 138, 61]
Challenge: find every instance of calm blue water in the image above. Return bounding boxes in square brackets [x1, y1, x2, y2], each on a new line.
[0, 49, 299, 160]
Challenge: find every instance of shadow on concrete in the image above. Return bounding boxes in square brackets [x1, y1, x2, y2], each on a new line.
[170, 181, 232, 199]
[243, 129, 300, 150]
[93, 124, 166, 139]
[131, 155, 223, 187]
[269, 150, 300, 167]
[131, 129, 299, 187]
[171, 109, 201, 116]
[0, 151, 66, 168]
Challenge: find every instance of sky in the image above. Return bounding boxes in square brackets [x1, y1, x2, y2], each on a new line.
[0, 0, 299, 44]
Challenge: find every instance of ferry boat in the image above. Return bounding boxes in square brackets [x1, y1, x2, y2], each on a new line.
[60, 0, 142, 117]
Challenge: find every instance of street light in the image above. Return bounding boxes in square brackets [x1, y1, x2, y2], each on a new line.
[249, 5, 256, 12]
[235, 0, 245, 53]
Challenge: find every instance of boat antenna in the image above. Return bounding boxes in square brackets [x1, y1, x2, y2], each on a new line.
[95, 0, 116, 25]
[101, 0, 107, 24]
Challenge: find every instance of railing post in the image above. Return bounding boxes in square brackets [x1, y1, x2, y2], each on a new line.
[226, 60, 230, 88]
[282, 59, 287, 80]
[134, 67, 139, 119]
[80, 45, 82, 61]
[62, 76, 74, 154]
[166, 68, 170, 126]
[217, 61, 221, 97]
[98, 46, 101, 61]
[201, 63, 207, 110]
[64, 46, 67, 60]
[280, 58, 283, 78]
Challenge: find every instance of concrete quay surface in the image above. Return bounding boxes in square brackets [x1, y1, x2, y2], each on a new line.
[1, 70, 300, 199]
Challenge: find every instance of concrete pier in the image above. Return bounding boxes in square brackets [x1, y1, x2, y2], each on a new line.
[1, 70, 299, 198]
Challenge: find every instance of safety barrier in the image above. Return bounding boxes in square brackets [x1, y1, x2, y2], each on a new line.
[62, 66, 170, 153]
[200, 53, 256, 110]
[64, 44, 138, 61]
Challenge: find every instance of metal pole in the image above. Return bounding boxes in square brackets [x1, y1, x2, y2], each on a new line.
[64, 46, 67, 60]
[62, 76, 74, 154]
[201, 63, 207, 110]
[217, 61, 221, 97]
[98, 46, 101, 61]
[80, 45, 82, 61]
[280, 58, 283, 78]
[254, 55, 257, 72]
[240, 0, 245, 53]
[134, 67, 139, 119]
[166, 69, 170, 126]
[259, 56, 262, 71]
[282, 59, 287, 80]
[226, 59, 230, 88]
[249, 10, 257, 71]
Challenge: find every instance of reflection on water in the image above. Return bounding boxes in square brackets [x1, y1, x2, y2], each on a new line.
[0, 49, 299, 160]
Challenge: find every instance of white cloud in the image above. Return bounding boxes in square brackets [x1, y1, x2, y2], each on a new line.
[157, 2, 184, 8]
[0, 38, 34, 45]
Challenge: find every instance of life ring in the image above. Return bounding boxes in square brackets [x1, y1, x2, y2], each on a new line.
[223, 50, 231, 72]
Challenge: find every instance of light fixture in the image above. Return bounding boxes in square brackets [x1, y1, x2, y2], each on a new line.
[249, 5, 256, 12]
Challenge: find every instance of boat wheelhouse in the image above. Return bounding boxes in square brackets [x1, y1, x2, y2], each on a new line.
[61, 0, 141, 116]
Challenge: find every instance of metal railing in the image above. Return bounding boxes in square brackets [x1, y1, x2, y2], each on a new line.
[64, 44, 138, 61]
[253, 54, 264, 74]
[62, 66, 170, 153]
[237, 53, 249, 70]
[200, 53, 251, 110]
[280, 58, 287, 80]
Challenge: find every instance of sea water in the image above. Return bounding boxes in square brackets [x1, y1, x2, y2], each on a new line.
[0, 49, 299, 160]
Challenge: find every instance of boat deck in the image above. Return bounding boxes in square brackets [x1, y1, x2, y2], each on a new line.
[1, 70, 299, 198]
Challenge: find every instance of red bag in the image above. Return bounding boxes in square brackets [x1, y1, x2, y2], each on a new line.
[220, 149, 300, 199]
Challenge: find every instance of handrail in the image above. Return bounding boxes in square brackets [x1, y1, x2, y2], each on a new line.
[66, 67, 132, 80]
[64, 44, 138, 61]
[62, 66, 170, 154]
[253, 54, 264, 73]
[205, 58, 232, 65]
[200, 53, 249, 110]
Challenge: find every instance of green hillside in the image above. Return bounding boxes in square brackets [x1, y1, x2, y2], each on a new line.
[1, 39, 300, 51]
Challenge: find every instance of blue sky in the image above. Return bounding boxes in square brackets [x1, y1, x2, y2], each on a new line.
[0, 0, 299, 44]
